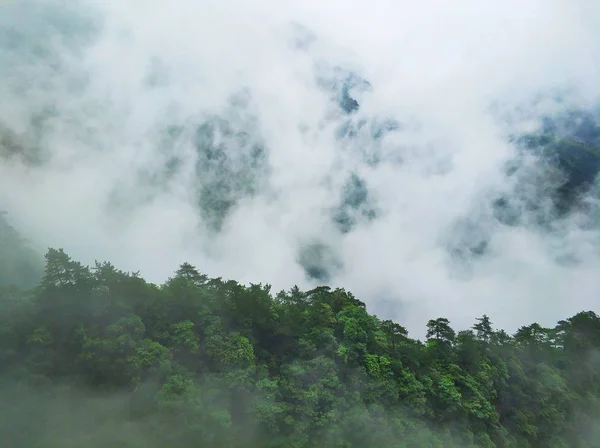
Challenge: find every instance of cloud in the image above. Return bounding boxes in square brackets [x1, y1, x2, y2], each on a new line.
[0, 0, 599, 337]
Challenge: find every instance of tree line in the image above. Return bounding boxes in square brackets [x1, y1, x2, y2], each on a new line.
[0, 247, 598, 447]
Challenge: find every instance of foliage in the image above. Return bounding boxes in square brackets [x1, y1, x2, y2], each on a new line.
[0, 249, 599, 447]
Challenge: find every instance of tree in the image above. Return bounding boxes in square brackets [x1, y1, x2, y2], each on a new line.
[473, 314, 493, 343]
[426, 318, 456, 344]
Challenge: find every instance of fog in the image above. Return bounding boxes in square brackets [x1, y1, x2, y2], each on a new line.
[0, 0, 598, 337]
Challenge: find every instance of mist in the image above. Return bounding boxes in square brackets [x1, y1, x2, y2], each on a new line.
[0, 0, 599, 337]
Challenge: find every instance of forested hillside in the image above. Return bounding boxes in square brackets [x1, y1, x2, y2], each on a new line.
[1, 246, 598, 447]
[0, 212, 42, 289]
[0, 5, 599, 447]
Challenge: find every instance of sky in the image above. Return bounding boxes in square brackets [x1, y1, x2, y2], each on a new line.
[0, 0, 599, 338]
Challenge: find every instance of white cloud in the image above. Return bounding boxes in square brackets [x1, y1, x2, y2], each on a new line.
[0, 0, 599, 337]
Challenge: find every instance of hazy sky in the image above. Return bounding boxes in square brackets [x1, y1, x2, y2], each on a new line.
[0, 0, 599, 337]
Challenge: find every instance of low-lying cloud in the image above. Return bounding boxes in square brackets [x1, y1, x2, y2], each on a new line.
[0, 0, 598, 337]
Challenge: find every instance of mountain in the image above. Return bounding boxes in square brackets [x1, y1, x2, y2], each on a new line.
[0, 212, 43, 289]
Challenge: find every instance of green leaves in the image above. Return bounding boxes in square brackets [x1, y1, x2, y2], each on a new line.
[3, 248, 600, 447]
[168, 320, 200, 353]
[205, 332, 255, 367]
[42, 248, 92, 289]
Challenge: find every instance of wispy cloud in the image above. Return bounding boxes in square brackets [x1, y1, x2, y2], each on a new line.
[0, 0, 598, 337]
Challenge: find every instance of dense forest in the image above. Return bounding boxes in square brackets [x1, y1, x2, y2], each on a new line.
[0, 213, 599, 447]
